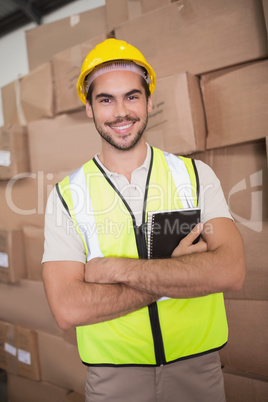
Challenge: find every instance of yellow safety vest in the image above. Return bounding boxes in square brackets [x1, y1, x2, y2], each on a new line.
[57, 147, 228, 366]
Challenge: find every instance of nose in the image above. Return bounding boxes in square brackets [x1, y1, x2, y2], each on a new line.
[113, 99, 128, 118]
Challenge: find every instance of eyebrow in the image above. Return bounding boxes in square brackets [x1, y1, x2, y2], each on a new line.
[95, 89, 143, 100]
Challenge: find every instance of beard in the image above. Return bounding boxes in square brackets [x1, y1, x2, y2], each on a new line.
[92, 113, 149, 151]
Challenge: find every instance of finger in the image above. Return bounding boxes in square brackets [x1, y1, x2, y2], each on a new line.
[190, 238, 208, 253]
[182, 222, 203, 246]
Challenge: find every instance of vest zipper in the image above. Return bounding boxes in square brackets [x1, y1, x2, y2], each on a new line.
[148, 303, 166, 366]
[134, 224, 147, 259]
[137, 148, 166, 366]
[135, 222, 166, 366]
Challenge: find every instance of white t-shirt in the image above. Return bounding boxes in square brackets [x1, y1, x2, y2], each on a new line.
[42, 146, 232, 264]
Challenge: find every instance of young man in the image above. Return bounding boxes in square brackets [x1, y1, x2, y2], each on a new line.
[42, 39, 245, 402]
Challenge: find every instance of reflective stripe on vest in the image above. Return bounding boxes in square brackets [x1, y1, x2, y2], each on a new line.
[57, 147, 228, 366]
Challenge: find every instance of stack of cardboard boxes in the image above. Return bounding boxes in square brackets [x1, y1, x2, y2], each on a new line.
[0, 6, 109, 402]
[0, 0, 267, 400]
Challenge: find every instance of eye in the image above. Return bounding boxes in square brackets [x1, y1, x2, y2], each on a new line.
[100, 98, 111, 103]
[127, 95, 138, 101]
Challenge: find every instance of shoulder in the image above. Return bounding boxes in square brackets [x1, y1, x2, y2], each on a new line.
[155, 148, 220, 185]
[193, 159, 233, 222]
[45, 185, 70, 219]
[193, 159, 221, 186]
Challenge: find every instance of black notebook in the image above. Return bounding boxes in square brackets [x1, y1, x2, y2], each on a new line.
[147, 208, 201, 259]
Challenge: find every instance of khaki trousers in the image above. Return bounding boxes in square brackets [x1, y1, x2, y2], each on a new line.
[85, 352, 226, 402]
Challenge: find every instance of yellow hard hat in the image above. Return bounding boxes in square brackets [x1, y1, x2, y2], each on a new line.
[76, 38, 156, 105]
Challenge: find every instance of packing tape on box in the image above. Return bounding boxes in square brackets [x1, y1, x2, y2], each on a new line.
[14, 79, 27, 126]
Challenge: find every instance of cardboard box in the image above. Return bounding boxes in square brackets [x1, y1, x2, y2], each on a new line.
[28, 111, 101, 173]
[16, 326, 41, 381]
[220, 300, 268, 378]
[0, 228, 26, 283]
[53, 35, 106, 114]
[0, 125, 29, 180]
[201, 60, 268, 149]
[0, 321, 16, 373]
[26, 7, 108, 71]
[23, 226, 44, 281]
[263, 0, 268, 33]
[106, 0, 176, 31]
[0, 322, 41, 380]
[0, 280, 63, 336]
[63, 327, 77, 346]
[0, 171, 68, 228]
[145, 72, 206, 154]
[37, 331, 86, 394]
[141, 0, 177, 14]
[106, 0, 142, 31]
[223, 369, 268, 402]
[7, 373, 69, 402]
[224, 222, 268, 301]
[191, 140, 268, 224]
[2, 62, 54, 126]
[115, 0, 268, 78]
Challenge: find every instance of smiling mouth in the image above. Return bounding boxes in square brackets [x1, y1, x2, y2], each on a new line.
[110, 122, 135, 131]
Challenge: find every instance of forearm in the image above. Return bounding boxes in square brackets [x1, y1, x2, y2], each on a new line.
[86, 252, 219, 299]
[110, 246, 241, 298]
[64, 280, 159, 327]
[86, 219, 246, 299]
[42, 261, 159, 331]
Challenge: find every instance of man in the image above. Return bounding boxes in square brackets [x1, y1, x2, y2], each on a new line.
[42, 38, 245, 402]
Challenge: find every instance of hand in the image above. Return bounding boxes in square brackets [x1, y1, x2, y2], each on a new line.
[171, 223, 208, 258]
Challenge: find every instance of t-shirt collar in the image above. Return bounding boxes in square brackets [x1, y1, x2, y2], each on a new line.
[94, 143, 151, 178]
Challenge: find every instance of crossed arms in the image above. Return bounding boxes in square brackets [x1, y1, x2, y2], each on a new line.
[42, 217, 246, 330]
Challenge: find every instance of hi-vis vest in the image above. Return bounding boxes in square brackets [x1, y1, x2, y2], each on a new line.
[57, 147, 228, 367]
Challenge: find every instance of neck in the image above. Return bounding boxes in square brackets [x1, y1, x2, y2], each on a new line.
[99, 139, 147, 182]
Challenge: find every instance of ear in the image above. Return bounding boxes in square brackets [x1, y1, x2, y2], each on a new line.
[147, 96, 153, 114]
[86, 100, 93, 119]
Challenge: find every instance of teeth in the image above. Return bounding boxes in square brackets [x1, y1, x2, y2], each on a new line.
[111, 123, 133, 130]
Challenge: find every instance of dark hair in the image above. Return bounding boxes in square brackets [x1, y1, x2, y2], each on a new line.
[86, 74, 151, 105]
